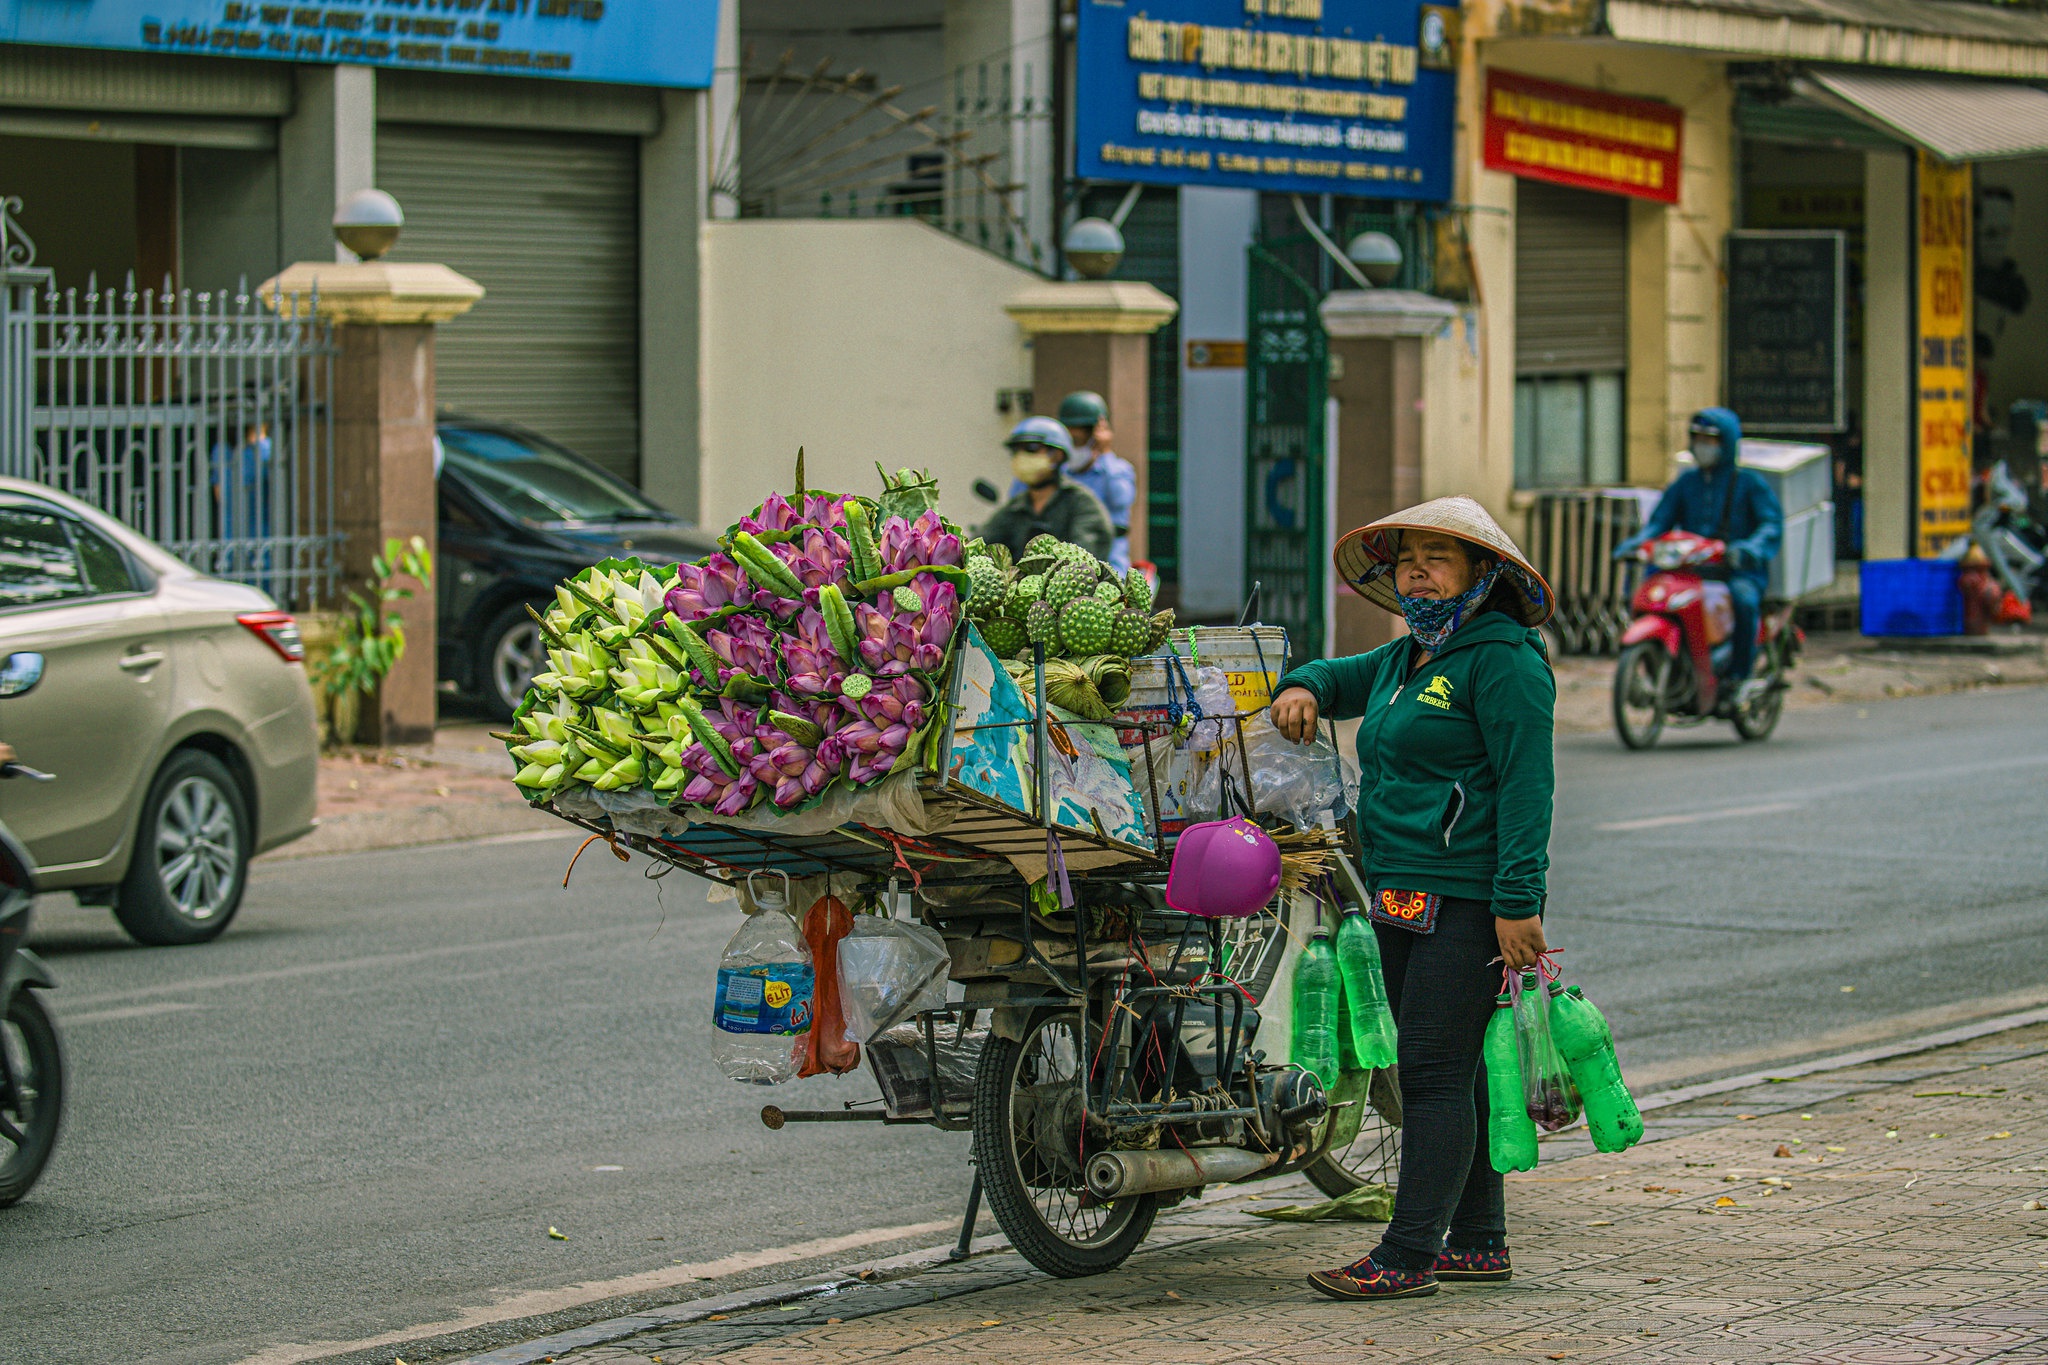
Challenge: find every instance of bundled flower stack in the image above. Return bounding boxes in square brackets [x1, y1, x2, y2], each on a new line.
[503, 460, 1177, 818]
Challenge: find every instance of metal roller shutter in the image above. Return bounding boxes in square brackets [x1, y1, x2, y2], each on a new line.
[1514, 179, 1628, 376]
[378, 123, 641, 482]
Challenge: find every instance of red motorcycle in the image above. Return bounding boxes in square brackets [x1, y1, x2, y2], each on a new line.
[1612, 530, 1802, 749]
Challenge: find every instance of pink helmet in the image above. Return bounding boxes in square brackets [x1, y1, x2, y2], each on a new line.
[1166, 817, 1282, 919]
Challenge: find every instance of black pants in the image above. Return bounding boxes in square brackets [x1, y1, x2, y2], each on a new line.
[1368, 894, 1509, 1272]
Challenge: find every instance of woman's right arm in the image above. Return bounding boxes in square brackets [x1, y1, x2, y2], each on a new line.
[1272, 651, 1382, 727]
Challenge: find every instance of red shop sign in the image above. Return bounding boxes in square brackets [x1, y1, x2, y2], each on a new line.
[1483, 69, 1683, 205]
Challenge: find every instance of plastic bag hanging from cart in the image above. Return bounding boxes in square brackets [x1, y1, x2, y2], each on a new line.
[837, 892, 951, 1045]
[1512, 966, 1581, 1131]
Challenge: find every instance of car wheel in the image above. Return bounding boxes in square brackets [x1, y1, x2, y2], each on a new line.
[480, 601, 547, 721]
[114, 750, 250, 947]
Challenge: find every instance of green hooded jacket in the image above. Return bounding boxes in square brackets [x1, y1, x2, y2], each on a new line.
[1275, 612, 1556, 918]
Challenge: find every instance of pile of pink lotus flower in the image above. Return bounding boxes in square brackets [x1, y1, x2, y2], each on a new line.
[661, 493, 962, 814]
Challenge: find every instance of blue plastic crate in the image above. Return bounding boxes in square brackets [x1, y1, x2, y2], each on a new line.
[1860, 559, 1961, 637]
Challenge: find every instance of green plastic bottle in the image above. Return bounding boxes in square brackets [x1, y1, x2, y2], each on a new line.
[1333, 911, 1398, 1070]
[1548, 983, 1644, 1154]
[1290, 929, 1342, 1089]
[1483, 992, 1539, 1173]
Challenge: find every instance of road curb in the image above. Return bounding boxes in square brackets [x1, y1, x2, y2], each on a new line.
[437, 1004, 2048, 1365]
[1633, 1002, 2048, 1111]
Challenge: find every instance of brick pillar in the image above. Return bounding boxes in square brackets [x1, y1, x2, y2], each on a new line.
[1004, 281, 1177, 565]
[261, 261, 483, 744]
[1320, 289, 1461, 656]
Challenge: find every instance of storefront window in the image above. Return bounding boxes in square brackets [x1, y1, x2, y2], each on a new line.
[1514, 372, 1625, 488]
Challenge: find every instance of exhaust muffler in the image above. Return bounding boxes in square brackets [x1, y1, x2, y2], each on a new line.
[1084, 1146, 1278, 1200]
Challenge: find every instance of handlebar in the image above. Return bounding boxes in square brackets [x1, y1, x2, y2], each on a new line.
[1, 762, 53, 782]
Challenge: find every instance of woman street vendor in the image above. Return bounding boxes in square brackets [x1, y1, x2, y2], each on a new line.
[1269, 496, 1557, 1302]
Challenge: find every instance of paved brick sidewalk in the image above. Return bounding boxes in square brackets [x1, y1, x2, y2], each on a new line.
[522, 1024, 2048, 1365]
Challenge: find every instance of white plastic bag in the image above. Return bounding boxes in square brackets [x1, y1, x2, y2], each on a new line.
[837, 915, 951, 1044]
[1189, 711, 1348, 828]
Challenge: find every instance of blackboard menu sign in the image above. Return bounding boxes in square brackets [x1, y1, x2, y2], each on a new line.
[1724, 230, 1847, 432]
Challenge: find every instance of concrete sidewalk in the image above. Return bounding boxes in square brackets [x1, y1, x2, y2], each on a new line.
[493, 1022, 2048, 1365]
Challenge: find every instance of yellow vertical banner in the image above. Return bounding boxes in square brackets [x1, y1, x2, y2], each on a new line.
[1916, 151, 1972, 557]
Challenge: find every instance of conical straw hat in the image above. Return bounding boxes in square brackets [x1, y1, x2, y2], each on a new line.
[1332, 495, 1554, 628]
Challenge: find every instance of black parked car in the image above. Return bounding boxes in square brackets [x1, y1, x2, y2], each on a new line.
[436, 417, 719, 719]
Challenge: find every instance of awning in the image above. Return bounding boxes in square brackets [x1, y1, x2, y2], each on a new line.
[1798, 69, 2048, 161]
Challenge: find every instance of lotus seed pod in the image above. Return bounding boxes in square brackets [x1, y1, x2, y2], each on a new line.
[840, 672, 873, 701]
[1122, 567, 1154, 613]
[1026, 598, 1059, 645]
[1025, 533, 1061, 558]
[893, 585, 924, 614]
[980, 617, 1028, 658]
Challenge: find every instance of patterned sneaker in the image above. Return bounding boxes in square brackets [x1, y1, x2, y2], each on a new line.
[1432, 1246, 1512, 1282]
[1306, 1255, 1440, 1301]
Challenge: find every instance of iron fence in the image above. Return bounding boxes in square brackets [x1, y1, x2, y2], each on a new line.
[1527, 490, 1648, 656]
[0, 206, 338, 608]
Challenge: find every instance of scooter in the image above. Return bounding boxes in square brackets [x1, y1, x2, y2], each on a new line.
[1611, 530, 1802, 750]
[0, 757, 60, 1206]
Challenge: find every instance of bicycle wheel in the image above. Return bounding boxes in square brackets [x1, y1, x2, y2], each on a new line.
[972, 1009, 1156, 1278]
[1304, 1066, 1402, 1198]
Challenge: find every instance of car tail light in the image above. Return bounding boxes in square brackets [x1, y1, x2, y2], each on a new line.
[238, 611, 305, 663]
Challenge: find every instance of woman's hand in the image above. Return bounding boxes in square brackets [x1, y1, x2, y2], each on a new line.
[1495, 915, 1547, 971]
[1271, 686, 1321, 743]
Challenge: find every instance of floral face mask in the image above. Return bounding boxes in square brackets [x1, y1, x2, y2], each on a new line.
[1397, 563, 1502, 651]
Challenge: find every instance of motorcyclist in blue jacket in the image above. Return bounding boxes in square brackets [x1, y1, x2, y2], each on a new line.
[1616, 407, 1783, 687]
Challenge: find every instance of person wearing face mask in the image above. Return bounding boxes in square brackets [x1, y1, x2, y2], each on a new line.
[979, 415, 1115, 563]
[1614, 407, 1782, 691]
[1008, 392, 1138, 572]
[1267, 496, 1557, 1302]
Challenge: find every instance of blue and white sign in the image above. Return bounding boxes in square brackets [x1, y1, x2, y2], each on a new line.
[0, 0, 719, 89]
[1076, 0, 1455, 201]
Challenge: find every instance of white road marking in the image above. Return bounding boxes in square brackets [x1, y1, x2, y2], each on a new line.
[57, 1001, 205, 1026]
[230, 1218, 959, 1365]
[1598, 801, 1802, 832]
[56, 922, 655, 1012]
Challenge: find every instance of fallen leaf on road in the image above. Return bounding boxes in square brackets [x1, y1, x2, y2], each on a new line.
[1775, 1145, 1795, 1158]
[1641, 1277, 1663, 1284]
[1738, 1114, 1757, 1120]
[706, 1315, 728, 1322]
[1800, 1114, 1814, 1121]
[1714, 1196, 1737, 1207]
[1724, 1175, 1741, 1183]
[981, 1320, 1002, 1327]
[1841, 986, 1855, 993]
[547, 1226, 568, 1240]
[1986, 1132, 2014, 1141]
[1549, 1355, 1569, 1360]
[1166, 1291, 1181, 1299]
[1642, 1184, 1665, 1192]
[1826, 1146, 1846, 1152]
[2024, 1201, 2046, 1211]
[825, 1319, 841, 1325]
[1930, 1133, 1947, 1139]
[1587, 1220, 1613, 1226]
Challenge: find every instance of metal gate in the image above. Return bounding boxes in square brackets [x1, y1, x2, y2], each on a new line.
[0, 201, 338, 607]
[1245, 242, 1327, 664]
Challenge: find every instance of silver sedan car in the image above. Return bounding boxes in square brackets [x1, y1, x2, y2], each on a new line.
[0, 479, 318, 945]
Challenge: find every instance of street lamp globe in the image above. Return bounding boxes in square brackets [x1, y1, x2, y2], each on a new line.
[333, 189, 405, 261]
[1063, 216, 1124, 279]
[1345, 230, 1404, 287]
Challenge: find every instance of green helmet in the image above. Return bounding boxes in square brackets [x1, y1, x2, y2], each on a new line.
[1057, 390, 1108, 428]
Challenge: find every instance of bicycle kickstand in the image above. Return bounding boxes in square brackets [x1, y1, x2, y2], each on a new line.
[948, 1170, 983, 1261]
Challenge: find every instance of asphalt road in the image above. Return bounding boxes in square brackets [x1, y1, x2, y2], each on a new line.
[3, 683, 2045, 1365]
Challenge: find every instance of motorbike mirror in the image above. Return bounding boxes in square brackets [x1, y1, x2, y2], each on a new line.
[971, 478, 1002, 505]
[0, 652, 43, 698]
